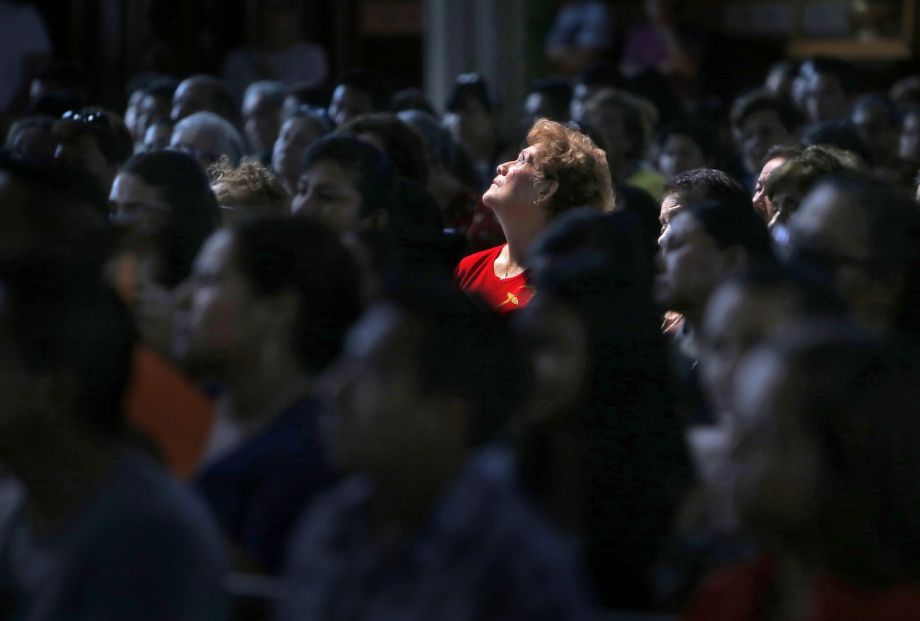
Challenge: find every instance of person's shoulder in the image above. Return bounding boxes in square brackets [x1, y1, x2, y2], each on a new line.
[102, 453, 226, 552]
[456, 244, 502, 278]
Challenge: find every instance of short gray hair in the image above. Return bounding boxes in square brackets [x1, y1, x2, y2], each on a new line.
[174, 111, 245, 165]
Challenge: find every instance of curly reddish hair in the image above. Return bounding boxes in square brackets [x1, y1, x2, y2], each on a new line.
[527, 118, 615, 217]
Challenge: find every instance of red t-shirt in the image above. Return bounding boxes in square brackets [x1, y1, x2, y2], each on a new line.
[685, 556, 920, 621]
[455, 244, 534, 313]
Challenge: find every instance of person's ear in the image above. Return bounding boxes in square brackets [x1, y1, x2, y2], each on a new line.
[538, 178, 559, 204]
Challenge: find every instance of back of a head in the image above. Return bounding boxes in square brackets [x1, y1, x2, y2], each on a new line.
[445, 73, 499, 114]
[730, 89, 804, 134]
[340, 112, 429, 185]
[528, 78, 574, 120]
[121, 150, 220, 287]
[335, 68, 391, 112]
[527, 118, 615, 215]
[389, 88, 437, 116]
[397, 109, 453, 167]
[684, 198, 774, 262]
[4, 277, 136, 439]
[658, 119, 719, 162]
[0, 152, 111, 280]
[232, 216, 364, 374]
[381, 281, 526, 445]
[181, 74, 236, 121]
[801, 121, 870, 164]
[664, 168, 750, 206]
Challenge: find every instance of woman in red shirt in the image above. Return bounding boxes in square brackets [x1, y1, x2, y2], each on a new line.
[455, 119, 614, 313]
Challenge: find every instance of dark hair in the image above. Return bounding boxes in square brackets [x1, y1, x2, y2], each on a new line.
[340, 112, 429, 185]
[142, 76, 179, 101]
[381, 281, 526, 445]
[852, 92, 901, 126]
[664, 168, 751, 206]
[120, 150, 220, 287]
[800, 57, 859, 94]
[283, 82, 332, 109]
[801, 121, 870, 164]
[527, 78, 573, 120]
[389, 88, 437, 116]
[578, 59, 624, 89]
[682, 198, 774, 261]
[445, 73, 499, 114]
[5, 280, 136, 437]
[730, 90, 804, 133]
[231, 216, 363, 373]
[301, 134, 396, 219]
[178, 75, 236, 121]
[0, 152, 112, 280]
[764, 144, 803, 163]
[657, 119, 719, 161]
[335, 68, 391, 112]
[287, 104, 334, 135]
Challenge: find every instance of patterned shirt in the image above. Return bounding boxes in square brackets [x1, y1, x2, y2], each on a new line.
[277, 447, 596, 621]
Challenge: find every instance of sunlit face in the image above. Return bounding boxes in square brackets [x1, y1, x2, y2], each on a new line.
[726, 349, 823, 533]
[657, 192, 683, 241]
[752, 156, 784, 222]
[328, 85, 374, 127]
[737, 109, 793, 175]
[320, 303, 428, 472]
[272, 116, 323, 192]
[700, 283, 797, 420]
[658, 134, 707, 181]
[655, 210, 726, 314]
[173, 230, 260, 374]
[292, 159, 364, 232]
[482, 144, 546, 217]
[108, 172, 171, 237]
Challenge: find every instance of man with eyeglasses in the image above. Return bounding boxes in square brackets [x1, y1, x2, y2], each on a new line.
[52, 107, 133, 199]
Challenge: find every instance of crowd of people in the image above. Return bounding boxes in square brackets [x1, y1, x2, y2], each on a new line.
[4, 2, 920, 619]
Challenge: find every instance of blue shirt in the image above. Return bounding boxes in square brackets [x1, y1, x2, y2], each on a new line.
[195, 395, 340, 573]
[277, 447, 596, 621]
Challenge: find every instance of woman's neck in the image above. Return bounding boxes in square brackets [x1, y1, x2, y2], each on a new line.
[499, 215, 548, 270]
